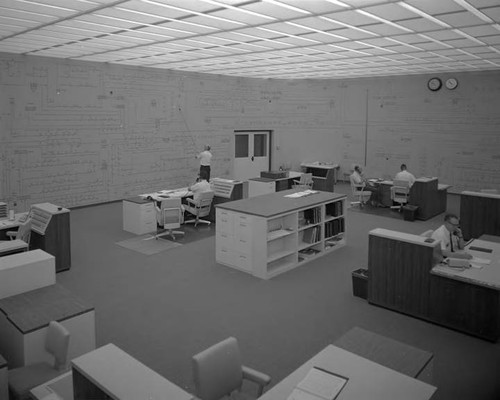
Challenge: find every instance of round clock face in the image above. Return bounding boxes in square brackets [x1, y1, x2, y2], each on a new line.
[445, 78, 458, 90]
[427, 77, 442, 91]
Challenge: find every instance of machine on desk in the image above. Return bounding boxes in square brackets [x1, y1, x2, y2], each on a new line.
[30, 203, 71, 272]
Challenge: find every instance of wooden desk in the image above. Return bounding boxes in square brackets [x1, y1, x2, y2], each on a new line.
[261, 171, 303, 192]
[0, 283, 96, 368]
[430, 239, 500, 341]
[258, 345, 436, 400]
[368, 229, 500, 341]
[216, 189, 346, 279]
[300, 163, 339, 192]
[72, 343, 193, 400]
[0, 239, 28, 256]
[409, 178, 449, 221]
[460, 191, 500, 241]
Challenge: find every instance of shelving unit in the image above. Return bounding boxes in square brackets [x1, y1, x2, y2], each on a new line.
[216, 189, 346, 279]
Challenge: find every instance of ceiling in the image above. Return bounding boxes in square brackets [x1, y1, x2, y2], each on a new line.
[1, 0, 500, 79]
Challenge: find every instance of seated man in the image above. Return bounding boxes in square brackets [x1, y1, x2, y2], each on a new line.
[394, 164, 416, 187]
[188, 170, 211, 201]
[351, 165, 380, 206]
[431, 214, 472, 260]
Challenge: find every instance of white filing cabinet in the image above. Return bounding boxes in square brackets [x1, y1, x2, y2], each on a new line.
[122, 197, 156, 235]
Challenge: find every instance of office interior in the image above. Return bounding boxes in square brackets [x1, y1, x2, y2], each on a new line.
[1, 1, 500, 399]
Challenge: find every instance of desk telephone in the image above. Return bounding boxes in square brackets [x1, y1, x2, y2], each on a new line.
[18, 213, 29, 223]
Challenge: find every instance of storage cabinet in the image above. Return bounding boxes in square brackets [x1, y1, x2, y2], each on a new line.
[122, 197, 156, 235]
[216, 190, 346, 279]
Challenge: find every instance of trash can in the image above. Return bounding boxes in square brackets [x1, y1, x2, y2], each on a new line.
[402, 205, 419, 221]
[352, 268, 369, 299]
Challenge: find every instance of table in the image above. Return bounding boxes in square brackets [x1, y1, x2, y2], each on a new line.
[0, 283, 96, 368]
[72, 343, 193, 400]
[333, 327, 433, 384]
[258, 345, 436, 400]
[31, 371, 73, 400]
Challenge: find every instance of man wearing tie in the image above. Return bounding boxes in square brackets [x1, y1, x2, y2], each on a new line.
[431, 214, 472, 259]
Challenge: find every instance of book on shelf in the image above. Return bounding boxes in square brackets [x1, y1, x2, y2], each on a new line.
[286, 367, 348, 400]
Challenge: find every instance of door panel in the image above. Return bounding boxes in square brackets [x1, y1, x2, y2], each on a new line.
[234, 131, 270, 181]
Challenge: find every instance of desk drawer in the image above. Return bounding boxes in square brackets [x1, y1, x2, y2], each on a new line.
[216, 231, 233, 248]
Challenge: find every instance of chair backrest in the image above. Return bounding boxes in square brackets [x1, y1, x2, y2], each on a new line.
[350, 174, 365, 195]
[392, 179, 411, 189]
[192, 191, 214, 218]
[192, 337, 243, 400]
[45, 321, 70, 371]
[16, 219, 32, 243]
[300, 173, 313, 186]
[159, 198, 182, 228]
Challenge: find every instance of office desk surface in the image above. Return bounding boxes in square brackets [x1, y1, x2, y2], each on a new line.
[0, 213, 29, 230]
[217, 189, 345, 218]
[0, 283, 94, 334]
[72, 343, 193, 400]
[432, 239, 500, 290]
[258, 345, 436, 400]
[140, 186, 193, 201]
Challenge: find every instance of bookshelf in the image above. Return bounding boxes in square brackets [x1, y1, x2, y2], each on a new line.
[216, 189, 346, 279]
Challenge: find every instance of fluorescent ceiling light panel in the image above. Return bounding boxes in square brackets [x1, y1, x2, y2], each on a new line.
[355, 10, 414, 33]
[397, 2, 452, 29]
[262, 0, 311, 15]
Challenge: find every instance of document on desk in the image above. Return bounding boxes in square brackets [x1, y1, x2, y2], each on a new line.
[471, 256, 491, 265]
[287, 367, 348, 400]
[285, 190, 319, 198]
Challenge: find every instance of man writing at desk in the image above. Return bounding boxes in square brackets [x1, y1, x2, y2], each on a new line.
[431, 214, 472, 260]
[394, 164, 416, 187]
[351, 165, 380, 207]
[188, 170, 211, 201]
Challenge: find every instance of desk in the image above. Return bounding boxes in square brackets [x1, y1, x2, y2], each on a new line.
[0, 239, 28, 256]
[368, 229, 500, 341]
[260, 171, 303, 192]
[0, 213, 28, 240]
[72, 343, 193, 400]
[409, 178, 450, 220]
[460, 191, 500, 240]
[0, 283, 96, 368]
[0, 354, 7, 400]
[122, 197, 156, 235]
[31, 371, 73, 400]
[300, 162, 339, 192]
[430, 239, 500, 340]
[258, 345, 436, 400]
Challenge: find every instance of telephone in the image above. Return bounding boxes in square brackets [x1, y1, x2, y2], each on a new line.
[18, 214, 28, 223]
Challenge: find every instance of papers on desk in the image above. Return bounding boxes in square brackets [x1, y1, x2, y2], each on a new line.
[285, 190, 319, 198]
[287, 367, 348, 400]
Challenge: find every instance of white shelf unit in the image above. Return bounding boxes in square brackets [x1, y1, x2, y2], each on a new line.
[216, 190, 346, 279]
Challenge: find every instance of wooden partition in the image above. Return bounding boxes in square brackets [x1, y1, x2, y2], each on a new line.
[408, 178, 448, 220]
[460, 191, 500, 240]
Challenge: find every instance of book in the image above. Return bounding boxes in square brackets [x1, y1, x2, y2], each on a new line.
[286, 367, 348, 400]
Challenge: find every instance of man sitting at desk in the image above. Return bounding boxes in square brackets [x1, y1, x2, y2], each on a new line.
[188, 170, 211, 201]
[431, 214, 472, 260]
[351, 165, 380, 207]
[394, 164, 416, 187]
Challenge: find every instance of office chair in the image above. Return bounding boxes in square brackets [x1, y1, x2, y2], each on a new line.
[155, 198, 185, 240]
[6, 218, 32, 245]
[390, 180, 411, 212]
[0, 219, 31, 256]
[8, 321, 70, 400]
[292, 173, 314, 190]
[349, 175, 371, 208]
[192, 337, 271, 400]
[184, 191, 214, 227]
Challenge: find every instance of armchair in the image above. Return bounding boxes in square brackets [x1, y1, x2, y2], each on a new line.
[184, 191, 214, 227]
[349, 175, 371, 207]
[292, 173, 313, 190]
[390, 180, 411, 212]
[192, 337, 271, 400]
[155, 198, 185, 240]
[8, 320, 70, 400]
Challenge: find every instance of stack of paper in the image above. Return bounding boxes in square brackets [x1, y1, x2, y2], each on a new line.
[287, 367, 348, 400]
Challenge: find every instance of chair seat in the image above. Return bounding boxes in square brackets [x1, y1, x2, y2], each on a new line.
[9, 362, 64, 399]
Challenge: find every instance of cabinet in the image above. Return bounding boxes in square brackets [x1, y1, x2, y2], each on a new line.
[300, 163, 338, 192]
[216, 189, 346, 279]
[122, 197, 156, 235]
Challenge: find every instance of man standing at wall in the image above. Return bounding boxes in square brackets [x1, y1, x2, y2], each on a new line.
[197, 145, 212, 181]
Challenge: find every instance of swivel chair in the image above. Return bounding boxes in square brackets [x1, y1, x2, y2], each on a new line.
[390, 180, 411, 212]
[8, 321, 70, 400]
[349, 175, 371, 208]
[292, 173, 314, 190]
[192, 337, 271, 400]
[184, 191, 214, 227]
[0, 219, 31, 256]
[155, 198, 185, 240]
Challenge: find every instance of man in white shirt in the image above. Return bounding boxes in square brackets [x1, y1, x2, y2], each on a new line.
[394, 164, 416, 187]
[197, 145, 212, 181]
[188, 170, 212, 202]
[350, 165, 380, 206]
[431, 214, 472, 259]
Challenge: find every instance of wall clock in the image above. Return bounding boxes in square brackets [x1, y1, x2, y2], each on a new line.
[445, 78, 458, 90]
[427, 77, 442, 91]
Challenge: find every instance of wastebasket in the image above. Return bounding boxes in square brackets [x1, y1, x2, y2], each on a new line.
[402, 205, 419, 221]
[352, 268, 369, 299]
